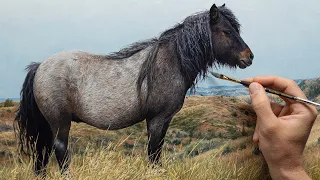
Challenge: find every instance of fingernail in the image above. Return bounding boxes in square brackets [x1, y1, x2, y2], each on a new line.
[249, 83, 260, 95]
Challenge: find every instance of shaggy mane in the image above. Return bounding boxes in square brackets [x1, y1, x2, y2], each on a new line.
[105, 6, 241, 104]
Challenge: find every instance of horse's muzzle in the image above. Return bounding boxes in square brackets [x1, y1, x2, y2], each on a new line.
[239, 48, 254, 69]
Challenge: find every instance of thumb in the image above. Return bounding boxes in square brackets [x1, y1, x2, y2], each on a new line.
[249, 82, 276, 120]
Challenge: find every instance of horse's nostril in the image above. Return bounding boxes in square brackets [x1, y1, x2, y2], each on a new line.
[249, 53, 254, 60]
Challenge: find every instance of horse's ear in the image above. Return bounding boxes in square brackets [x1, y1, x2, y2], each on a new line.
[222, 3, 226, 7]
[210, 4, 220, 23]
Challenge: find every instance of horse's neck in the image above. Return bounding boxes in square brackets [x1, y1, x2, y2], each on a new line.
[156, 43, 197, 90]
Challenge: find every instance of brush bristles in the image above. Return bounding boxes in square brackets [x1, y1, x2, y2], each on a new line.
[210, 72, 222, 79]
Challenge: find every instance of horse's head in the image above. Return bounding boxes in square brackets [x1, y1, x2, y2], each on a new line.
[210, 4, 254, 69]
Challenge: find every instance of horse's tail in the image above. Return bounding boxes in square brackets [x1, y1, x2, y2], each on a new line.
[15, 62, 53, 162]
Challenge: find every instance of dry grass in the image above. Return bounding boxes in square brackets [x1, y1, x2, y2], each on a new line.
[0, 142, 267, 180]
[0, 97, 320, 179]
[1, 141, 319, 180]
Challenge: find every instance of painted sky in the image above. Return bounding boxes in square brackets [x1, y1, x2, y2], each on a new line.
[0, 0, 319, 97]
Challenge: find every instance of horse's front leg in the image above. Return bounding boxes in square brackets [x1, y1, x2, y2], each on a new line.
[146, 115, 172, 165]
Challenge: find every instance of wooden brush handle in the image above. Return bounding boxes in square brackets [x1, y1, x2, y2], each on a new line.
[241, 80, 296, 100]
[240, 80, 251, 87]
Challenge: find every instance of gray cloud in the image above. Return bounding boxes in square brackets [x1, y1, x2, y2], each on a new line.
[0, 0, 319, 97]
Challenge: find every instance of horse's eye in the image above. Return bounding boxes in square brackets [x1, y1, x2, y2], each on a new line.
[223, 31, 232, 36]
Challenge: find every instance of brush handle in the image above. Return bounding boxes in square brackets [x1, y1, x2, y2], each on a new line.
[241, 80, 295, 99]
[240, 80, 320, 107]
[240, 81, 251, 87]
[264, 87, 296, 100]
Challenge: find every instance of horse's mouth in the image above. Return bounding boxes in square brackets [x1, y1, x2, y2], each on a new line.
[238, 59, 252, 69]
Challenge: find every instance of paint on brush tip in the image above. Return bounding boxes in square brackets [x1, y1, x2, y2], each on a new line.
[210, 72, 222, 79]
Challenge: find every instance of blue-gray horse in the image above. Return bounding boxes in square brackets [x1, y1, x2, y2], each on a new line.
[15, 4, 253, 176]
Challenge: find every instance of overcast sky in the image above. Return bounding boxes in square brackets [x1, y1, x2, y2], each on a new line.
[1, 0, 320, 97]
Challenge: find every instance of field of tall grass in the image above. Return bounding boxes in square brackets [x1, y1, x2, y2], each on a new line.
[0, 140, 268, 180]
[1, 138, 320, 180]
[1, 96, 320, 179]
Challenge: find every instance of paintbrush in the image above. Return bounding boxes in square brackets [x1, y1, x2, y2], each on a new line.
[210, 72, 320, 107]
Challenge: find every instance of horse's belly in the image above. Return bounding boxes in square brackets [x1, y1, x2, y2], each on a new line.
[68, 49, 148, 130]
[76, 87, 144, 130]
[82, 104, 143, 130]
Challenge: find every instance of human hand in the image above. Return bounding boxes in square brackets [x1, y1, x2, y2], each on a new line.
[246, 76, 317, 180]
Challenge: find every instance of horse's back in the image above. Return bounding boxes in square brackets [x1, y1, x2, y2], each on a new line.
[34, 50, 149, 129]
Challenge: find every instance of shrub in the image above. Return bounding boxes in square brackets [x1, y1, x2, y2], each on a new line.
[124, 142, 134, 149]
[244, 97, 251, 104]
[244, 121, 255, 128]
[167, 129, 189, 138]
[167, 137, 182, 145]
[299, 79, 307, 90]
[92, 135, 110, 147]
[183, 139, 223, 157]
[231, 111, 238, 117]
[239, 143, 247, 150]
[307, 82, 320, 100]
[0, 124, 13, 132]
[222, 146, 235, 155]
[4, 99, 14, 107]
[226, 126, 241, 140]
[230, 97, 237, 103]
[300, 78, 320, 100]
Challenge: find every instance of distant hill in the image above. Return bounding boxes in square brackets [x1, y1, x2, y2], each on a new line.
[299, 78, 320, 103]
[191, 85, 249, 96]
[0, 98, 20, 102]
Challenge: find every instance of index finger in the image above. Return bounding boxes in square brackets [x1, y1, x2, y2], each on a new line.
[245, 76, 318, 121]
[244, 76, 307, 99]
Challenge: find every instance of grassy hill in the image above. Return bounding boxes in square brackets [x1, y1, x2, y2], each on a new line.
[0, 96, 256, 161]
[0, 96, 320, 179]
[300, 78, 320, 102]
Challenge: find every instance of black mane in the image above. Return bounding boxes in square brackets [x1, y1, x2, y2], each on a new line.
[105, 7, 241, 102]
[105, 39, 158, 59]
[220, 7, 241, 33]
[106, 7, 240, 62]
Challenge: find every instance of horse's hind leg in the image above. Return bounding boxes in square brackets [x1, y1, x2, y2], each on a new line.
[34, 114, 54, 177]
[146, 115, 172, 165]
[53, 112, 72, 173]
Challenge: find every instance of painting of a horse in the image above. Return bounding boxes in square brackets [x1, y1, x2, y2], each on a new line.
[15, 4, 253, 176]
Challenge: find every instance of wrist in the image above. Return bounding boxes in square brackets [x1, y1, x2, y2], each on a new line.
[269, 165, 311, 180]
